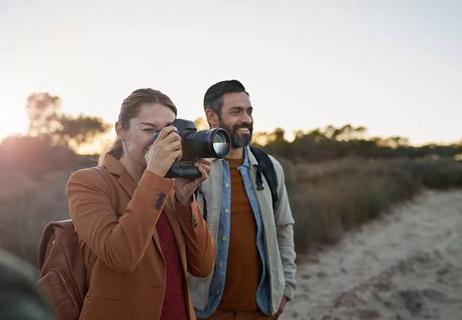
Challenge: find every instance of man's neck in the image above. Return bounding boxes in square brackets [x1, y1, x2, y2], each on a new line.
[226, 147, 244, 160]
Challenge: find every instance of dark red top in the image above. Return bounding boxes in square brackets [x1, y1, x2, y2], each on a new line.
[156, 211, 188, 320]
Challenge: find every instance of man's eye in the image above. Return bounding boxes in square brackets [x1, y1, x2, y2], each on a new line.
[143, 128, 155, 132]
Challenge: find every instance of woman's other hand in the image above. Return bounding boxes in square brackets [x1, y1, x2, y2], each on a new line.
[174, 159, 211, 205]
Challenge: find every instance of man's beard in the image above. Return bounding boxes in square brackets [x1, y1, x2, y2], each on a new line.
[220, 122, 253, 148]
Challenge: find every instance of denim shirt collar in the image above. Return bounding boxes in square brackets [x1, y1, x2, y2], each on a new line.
[241, 147, 251, 168]
[216, 146, 258, 168]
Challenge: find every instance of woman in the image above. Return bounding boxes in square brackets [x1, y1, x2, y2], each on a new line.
[67, 88, 215, 320]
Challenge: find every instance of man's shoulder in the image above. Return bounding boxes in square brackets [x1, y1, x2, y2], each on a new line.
[249, 146, 283, 173]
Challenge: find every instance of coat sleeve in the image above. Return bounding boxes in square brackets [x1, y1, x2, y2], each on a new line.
[174, 195, 215, 277]
[271, 156, 297, 300]
[67, 168, 174, 272]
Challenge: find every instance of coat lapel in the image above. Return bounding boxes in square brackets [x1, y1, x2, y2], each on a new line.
[116, 171, 137, 199]
[102, 154, 162, 252]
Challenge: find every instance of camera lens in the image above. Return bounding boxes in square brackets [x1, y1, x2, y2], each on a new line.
[212, 130, 230, 157]
[182, 127, 230, 159]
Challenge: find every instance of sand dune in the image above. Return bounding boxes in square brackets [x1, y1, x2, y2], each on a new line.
[282, 190, 462, 320]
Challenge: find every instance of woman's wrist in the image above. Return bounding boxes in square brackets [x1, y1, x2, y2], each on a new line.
[146, 165, 167, 177]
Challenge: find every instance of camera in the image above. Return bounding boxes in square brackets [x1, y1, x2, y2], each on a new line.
[152, 119, 231, 179]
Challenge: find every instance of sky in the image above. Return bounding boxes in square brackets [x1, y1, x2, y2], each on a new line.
[1, 0, 461, 145]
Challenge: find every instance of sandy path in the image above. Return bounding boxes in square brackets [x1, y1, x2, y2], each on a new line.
[281, 190, 462, 320]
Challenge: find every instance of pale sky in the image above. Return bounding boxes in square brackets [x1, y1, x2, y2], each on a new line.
[1, 0, 461, 145]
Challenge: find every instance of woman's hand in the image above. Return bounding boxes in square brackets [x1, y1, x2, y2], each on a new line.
[145, 126, 182, 177]
[174, 159, 211, 205]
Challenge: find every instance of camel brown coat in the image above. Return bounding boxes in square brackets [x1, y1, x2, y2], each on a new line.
[67, 154, 215, 320]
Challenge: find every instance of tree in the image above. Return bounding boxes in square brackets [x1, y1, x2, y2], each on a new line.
[26, 93, 61, 136]
[26, 92, 111, 151]
[323, 124, 367, 141]
[52, 114, 111, 150]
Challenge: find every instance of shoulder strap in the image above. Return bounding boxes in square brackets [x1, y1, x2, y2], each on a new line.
[37, 220, 75, 268]
[249, 146, 279, 210]
[37, 222, 58, 268]
[194, 188, 208, 221]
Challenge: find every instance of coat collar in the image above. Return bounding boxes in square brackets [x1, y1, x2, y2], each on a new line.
[101, 154, 137, 198]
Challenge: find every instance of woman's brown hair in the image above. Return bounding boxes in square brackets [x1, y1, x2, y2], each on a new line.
[101, 88, 177, 162]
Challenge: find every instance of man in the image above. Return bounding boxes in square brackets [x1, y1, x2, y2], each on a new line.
[189, 80, 296, 319]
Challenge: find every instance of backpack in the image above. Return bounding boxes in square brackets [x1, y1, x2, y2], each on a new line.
[36, 220, 86, 320]
[37, 166, 118, 320]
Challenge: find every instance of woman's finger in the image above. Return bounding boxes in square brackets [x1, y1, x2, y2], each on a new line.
[171, 149, 182, 161]
[195, 162, 211, 175]
[162, 131, 181, 144]
[156, 126, 178, 142]
[196, 165, 209, 181]
[165, 139, 182, 152]
[196, 159, 211, 166]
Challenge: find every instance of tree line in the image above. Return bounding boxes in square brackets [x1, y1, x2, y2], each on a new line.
[256, 125, 462, 162]
[1, 92, 461, 175]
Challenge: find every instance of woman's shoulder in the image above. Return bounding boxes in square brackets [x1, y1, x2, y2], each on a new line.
[67, 166, 109, 190]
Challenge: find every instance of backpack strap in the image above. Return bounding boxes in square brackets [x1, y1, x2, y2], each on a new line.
[37, 220, 75, 268]
[37, 222, 58, 268]
[249, 146, 279, 210]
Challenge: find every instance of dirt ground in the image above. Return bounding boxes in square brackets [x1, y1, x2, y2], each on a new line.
[281, 190, 462, 320]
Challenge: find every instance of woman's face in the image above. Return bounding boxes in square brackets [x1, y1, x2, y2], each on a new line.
[118, 103, 176, 167]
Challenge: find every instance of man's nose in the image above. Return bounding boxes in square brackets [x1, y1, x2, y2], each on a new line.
[240, 112, 253, 124]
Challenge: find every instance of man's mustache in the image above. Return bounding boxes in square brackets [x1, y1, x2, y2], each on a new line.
[233, 123, 253, 131]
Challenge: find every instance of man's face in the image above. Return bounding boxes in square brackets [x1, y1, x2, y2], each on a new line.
[216, 92, 253, 148]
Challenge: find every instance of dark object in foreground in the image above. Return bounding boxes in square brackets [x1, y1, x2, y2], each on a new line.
[0, 249, 53, 320]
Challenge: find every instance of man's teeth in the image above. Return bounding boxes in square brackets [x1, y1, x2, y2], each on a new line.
[237, 128, 250, 133]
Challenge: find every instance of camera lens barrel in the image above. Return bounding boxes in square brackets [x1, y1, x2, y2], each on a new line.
[182, 128, 230, 160]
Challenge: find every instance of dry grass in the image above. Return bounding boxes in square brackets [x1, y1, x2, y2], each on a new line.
[0, 170, 71, 265]
[281, 157, 462, 253]
[1, 157, 462, 265]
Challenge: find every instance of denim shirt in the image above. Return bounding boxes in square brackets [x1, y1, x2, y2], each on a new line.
[195, 149, 271, 318]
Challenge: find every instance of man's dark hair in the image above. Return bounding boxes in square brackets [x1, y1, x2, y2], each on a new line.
[203, 80, 249, 114]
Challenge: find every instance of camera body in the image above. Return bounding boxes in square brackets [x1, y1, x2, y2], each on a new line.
[153, 119, 231, 179]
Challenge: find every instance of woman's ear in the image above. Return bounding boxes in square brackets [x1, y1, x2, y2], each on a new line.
[115, 122, 125, 140]
[205, 108, 219, 128]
